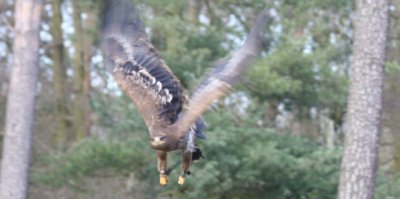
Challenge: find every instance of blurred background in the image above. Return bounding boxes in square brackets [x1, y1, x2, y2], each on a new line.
[0, 0, 399, 198]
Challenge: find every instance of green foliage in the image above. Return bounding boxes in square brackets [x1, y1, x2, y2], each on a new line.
[166, 109, 342, 199]
[31, 138, 150, 189]
[375, 174, 400, 198]
[243, 0, 351, 122]
[32, 108, 342, 198]
[30, 107, 400, 198]
[246, 39, 310, 100]
[145, 7, 229, 88]
[387, 62, 400, 78]
[246, 38, 348, 116]
[90, 91, 148, 140]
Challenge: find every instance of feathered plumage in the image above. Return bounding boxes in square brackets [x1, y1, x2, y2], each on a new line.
[101, 0, 272, 185]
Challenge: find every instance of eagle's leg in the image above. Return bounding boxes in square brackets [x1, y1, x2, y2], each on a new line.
[178, 150, 192, 185]
[157, 150, 168, 186]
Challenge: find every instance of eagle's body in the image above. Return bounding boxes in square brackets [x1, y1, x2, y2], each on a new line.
[101, 0, 271, 185]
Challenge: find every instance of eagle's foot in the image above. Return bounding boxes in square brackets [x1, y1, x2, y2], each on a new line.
[178, 176, 185, 185]
[160, 175, 168, 186]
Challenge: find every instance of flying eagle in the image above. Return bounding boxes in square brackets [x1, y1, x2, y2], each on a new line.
[101, 0, 271, 185]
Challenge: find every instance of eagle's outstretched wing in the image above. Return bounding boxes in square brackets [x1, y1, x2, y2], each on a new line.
[174, 9, 273, 136]
[101, 0, 184, 128]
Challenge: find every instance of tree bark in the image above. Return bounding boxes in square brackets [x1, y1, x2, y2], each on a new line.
[187, 0, 201, 24]
[72, 0, 88, 141]
[0, 0, 42, 198]
[50, 0, 69, 149]
[338, 0, 388, 199]
[82, 7, 97, 136]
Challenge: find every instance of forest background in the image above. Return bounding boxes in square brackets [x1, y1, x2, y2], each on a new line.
[0, 0, 399, 198]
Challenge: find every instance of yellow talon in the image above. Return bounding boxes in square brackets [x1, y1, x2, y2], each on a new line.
[178, 176, 185, 185]
[160, 175, 168, 186]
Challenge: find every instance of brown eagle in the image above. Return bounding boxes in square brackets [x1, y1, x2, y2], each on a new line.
[101, 0, 272, 185]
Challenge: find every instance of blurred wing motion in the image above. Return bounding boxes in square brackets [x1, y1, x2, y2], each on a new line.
[101, 0, 273, 185]
[175, 9, 273, 136]
[101, 0, 184, 128]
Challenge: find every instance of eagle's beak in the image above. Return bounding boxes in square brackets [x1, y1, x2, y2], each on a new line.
[152, 136, 166, 146]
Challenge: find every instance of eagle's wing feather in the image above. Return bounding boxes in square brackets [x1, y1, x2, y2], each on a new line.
[101, 0, 184, 129]
[175, 9, 273, 136]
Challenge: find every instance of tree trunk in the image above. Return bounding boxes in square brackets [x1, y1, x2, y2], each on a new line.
[50, 0, 69, 149]
[82, 7, 97, 136]
[0, 0, 42, 198]
[338, 0, 388, 198]
[187, 0, 201, 24]
[204, 0, 221, 26]
[72, 0, 87, 141]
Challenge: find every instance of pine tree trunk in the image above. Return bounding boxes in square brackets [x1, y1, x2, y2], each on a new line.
[204, 0, 221, 26]
[338, 0, 388, 198]
[50, 0, 69, 149]
[72, 0, 87, 141]
[82, 8, 97, 136]
[0, 0, 42, 198]
[187, 0, 201, 24]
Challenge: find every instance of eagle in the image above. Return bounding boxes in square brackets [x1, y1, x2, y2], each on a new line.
[101, 0, 271, 185]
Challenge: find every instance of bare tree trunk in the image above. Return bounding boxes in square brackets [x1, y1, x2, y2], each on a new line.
[0, 0, 42, 198]
[187, 0, 201, 24]
[50, 0, 69, 149]
[82, 7, 97, 136]
[318, 109, 336, 148]
[72, 0, 87, 141]
[338, 0, 388, 198]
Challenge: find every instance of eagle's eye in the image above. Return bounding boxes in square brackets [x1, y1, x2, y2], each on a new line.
[154, 136, 166, 142]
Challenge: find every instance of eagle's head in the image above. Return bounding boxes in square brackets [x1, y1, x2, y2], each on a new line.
[150, 135, 168, 150]
[149, 128, 187, 151]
